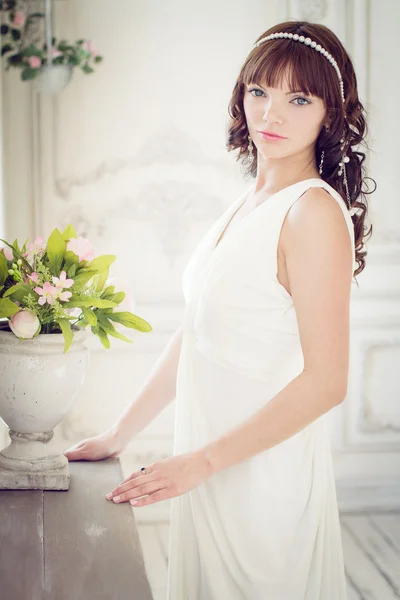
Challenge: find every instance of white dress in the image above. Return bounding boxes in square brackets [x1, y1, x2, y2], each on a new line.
[167, 178, 356, 600]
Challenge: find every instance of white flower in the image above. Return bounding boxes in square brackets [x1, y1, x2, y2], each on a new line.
[9, 310, 41, 339]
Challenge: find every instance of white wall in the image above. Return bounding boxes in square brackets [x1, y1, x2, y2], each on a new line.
[1, 0, 400, 518]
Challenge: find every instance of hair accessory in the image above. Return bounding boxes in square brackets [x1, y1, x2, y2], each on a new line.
[252, 33, 344, 103]
[251, 31, 354, 212]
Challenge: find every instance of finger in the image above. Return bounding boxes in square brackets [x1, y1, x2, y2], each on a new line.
[108, 473, 155, 500]
[109, 467, 154, 495]
[125, 467, 152, 482]
[64, 447, 87, 461]
[129, 489, 170, 507]
[118, 472, 138, 486]
[112, 481, 165, 504]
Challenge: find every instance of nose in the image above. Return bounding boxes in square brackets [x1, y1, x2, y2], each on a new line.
[262, 102, 284, 124]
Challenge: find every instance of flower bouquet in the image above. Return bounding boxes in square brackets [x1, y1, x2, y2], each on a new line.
[0, 224, 152, 352]
[0, 224, 151, 490]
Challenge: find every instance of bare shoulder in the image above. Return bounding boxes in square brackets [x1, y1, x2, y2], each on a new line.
[280, 186, 351, 255]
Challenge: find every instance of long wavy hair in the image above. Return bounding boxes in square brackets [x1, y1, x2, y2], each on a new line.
[226, 21, 375, 278]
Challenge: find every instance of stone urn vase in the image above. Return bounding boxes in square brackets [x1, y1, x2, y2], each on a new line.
[0, 321, 89, 490]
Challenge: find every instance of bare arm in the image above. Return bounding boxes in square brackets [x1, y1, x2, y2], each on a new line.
[109, 325, 183, 449]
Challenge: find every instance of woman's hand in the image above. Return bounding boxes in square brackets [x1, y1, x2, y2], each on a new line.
[106, 451, 211, 507]
[63, 429, 125, 461]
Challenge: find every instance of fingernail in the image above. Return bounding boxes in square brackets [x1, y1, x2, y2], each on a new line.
[130, 499, 138, 505]
[113, 495, 121, 502]
[106, 493, 112, 500]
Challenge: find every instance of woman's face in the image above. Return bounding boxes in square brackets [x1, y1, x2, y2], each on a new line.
[243, 74, 328, 162]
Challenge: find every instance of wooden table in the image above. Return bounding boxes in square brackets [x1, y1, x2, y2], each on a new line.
[0, 458, 153, 600]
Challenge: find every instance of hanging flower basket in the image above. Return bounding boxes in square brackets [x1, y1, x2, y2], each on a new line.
[0, 8, 103, 90]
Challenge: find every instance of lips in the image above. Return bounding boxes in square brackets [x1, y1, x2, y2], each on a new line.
[258, 131, 286, 139]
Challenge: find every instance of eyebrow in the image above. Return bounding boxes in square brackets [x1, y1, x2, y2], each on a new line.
[247, 84, 308, 95]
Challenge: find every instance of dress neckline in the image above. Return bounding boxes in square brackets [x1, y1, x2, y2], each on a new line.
[212, 177, 325, 254]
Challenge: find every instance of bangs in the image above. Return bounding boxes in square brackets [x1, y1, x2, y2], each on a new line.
[242, 41, 336, 105]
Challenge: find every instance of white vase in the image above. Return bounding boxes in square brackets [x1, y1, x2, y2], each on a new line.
[34, 64, 73, 94]
[0, 323, 89, 490]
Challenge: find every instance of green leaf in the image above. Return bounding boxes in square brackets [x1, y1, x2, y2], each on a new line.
[22, 43, 42, 57]
[82, 64, 94, 74]
[0, 298, 20, 318]
[0, 239, 32, 272]
[76, 318, 89, 328]
[101, 285, 115, 297]
[61, 224, 77, 241]
[56, 318, 73, 353]
[97, 326, 110, 349]
[3, 283, 32, 302]
[67, 263, 77, 278]
[93, 56, 103, 64]
[71, 269, 98, 288]
[105, 311, 152, 332]
[21, 67, 39, 80]
[46, 228, 66, 274]
[87, 255, 116, 273]
[95, 268, 109, 292]
[105, 291, 125, 305]
[63, 249, 80, 267]
[98, 316, 133, 344]
[0, 252, 8, 285]
[66, 296, 117, 309]
[81, 307, 97, 326]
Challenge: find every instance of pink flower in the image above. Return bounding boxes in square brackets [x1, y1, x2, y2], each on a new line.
[82, 40, 99, 58]
[0, 245, 13, 261]
[25, 236, 46, 254]
[12, 11, 26, 28]
[54, 289, 72, 302]
[67, 237, 94, 263]
[34, 282, 58, 306]
[51, 47, 63, 59]
[28, 56, 41, 69]
[9, 310, 41, 339]
[52, 270, 74, 289]
[26, 272, 39, 284]
[22, 236, 46, 263]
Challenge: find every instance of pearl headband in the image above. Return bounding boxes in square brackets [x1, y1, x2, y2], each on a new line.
[252, 32, 345, 104]
[250, 31, 355, 213]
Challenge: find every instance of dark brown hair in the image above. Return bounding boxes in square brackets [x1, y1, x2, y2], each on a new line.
[226, 21, 375, 279]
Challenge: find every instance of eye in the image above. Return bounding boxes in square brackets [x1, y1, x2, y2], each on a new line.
[248, 87, 265, 97]
[292, 97, 310, 106]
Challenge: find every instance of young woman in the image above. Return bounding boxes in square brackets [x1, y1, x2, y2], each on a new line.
[65, 20, 374, 600]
